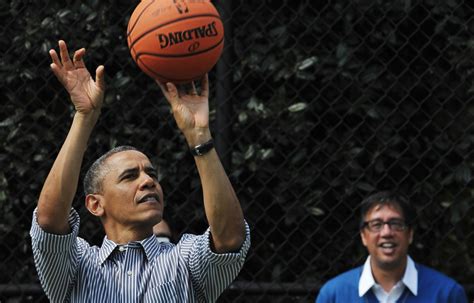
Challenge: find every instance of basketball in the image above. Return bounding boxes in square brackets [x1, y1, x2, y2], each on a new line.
[127, 0, 224, 84]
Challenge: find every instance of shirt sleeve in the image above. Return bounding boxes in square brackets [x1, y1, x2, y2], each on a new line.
[178, 221, 251, 302]
[30, 207, 89, 303]
[448, 282, 468, 303]
[315, 283, 333, 303]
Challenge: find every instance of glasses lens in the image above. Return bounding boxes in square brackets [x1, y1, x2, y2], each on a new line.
[365, 219, 406, 232]
[367, 220, 383, 231]
[388, 219, 406, 231]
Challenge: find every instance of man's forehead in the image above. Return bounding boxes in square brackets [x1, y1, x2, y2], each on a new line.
[108, 150, 149, 161]
[105, 150, 153, 171]
[366, 202, 404, 218]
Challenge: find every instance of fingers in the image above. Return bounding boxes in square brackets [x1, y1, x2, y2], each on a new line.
[178, 82, 197, 96]
[188, 82, 198, 96]
[165, 83, 179, 106]
[179, 76, 207, 97]
[155, 80, 179, 103]
[95, 65, 106, 91]
[72, 48, 86, 69]
[156, 80, 167, 94]
[49, 50, 61, 77]
[49, 40, 106, 95]
[155, 79, 179, 104]
[49, 62, 62, 82]
[200, 74, 209, 98]
[49, 49, 61, 67]
[177, 83, 188, 97]
[58, 40, 74, 70]
[50, 41, 88, 72]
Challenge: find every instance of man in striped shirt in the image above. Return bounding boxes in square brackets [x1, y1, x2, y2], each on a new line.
[30, 40, 250, 302]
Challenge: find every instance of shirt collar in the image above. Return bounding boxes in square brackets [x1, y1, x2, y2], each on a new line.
[359, 256, 376, 296]
[98, 236, 118, 265]
[98, 234, 162, 265]
[358, 255, 418, 297]
[403, 256, 418, 295]
[140, 234, 162, 261]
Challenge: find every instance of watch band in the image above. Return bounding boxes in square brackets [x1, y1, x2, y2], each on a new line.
[190, 139, 214, 156]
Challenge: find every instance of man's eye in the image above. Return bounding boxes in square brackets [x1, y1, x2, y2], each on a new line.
[122, 173, 136, 180]
[390, 221, 404, 228]
[371, 222, 383, 229]
[148, 169, 160, 179]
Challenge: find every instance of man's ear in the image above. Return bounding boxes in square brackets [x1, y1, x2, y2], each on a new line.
[85, 194, 104, 217]
[408, 228, 414, 245]
[360, 230, 368, 247]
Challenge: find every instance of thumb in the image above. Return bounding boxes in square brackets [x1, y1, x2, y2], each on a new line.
[95, 65, 106, 91]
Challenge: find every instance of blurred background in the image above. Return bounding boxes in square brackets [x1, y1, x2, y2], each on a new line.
[0, 0, 473, 302]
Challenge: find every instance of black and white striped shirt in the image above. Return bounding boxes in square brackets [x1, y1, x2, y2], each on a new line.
[30, 208, 250, 302]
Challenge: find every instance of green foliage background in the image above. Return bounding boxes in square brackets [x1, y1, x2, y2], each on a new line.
[0, 0, 473, 301]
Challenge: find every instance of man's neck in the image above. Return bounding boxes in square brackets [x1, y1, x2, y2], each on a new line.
[371, 257, 407, 292]
[103, 222, 154, 244]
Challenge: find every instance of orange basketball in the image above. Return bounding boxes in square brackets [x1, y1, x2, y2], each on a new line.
[127, 0, 224, 84]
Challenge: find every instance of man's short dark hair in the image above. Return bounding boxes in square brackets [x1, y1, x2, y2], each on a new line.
[359, 191, 416, 229]
[83, 145, 139, 195]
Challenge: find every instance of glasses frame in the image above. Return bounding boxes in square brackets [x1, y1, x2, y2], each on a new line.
[362, 219, 409, 233]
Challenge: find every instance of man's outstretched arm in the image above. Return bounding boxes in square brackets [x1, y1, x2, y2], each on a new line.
[157, 76, 245, 253]
[37, 40, 105, 234]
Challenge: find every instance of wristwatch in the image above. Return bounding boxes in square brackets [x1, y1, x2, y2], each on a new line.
[190, 139, 214, 156]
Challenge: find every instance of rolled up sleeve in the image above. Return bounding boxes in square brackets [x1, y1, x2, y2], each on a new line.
[179, 221, 251, 302]
[30, 208, 83, 303]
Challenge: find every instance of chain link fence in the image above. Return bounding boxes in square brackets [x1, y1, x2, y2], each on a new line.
[1, 0, 473, 302]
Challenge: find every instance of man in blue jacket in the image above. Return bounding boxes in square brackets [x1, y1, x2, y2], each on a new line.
[316, 191, 468, 303]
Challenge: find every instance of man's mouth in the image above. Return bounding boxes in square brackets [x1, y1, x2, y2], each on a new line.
[379, 242, 397, 254]
[137, 193, 160, 204]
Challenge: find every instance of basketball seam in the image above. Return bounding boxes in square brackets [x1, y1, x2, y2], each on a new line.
[127, 0, 156, 37]
[128, 14, 222, 50]
[135, 36, 223, 59]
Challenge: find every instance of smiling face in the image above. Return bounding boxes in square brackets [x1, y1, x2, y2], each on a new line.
[360, 203, 413, 272]
[96, 150, 164, 232]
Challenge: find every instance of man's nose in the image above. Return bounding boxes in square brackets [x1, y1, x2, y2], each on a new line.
[139, 173, 155, 189]
[380, 223, 394, 236]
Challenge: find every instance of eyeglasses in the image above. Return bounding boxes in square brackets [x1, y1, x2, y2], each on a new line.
[362, 219, 408, 232]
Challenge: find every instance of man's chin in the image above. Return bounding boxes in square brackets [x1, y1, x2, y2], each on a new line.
[148, 211, 163, 224]
[137, 210, 162, 227]
[376, 256, 404, 271]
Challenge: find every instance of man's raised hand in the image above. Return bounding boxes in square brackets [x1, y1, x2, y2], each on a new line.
[49, 40, 105, 114]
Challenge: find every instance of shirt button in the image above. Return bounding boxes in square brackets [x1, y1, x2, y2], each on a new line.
[119, 246, 126, 252]
[127, 270, 132, 276]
